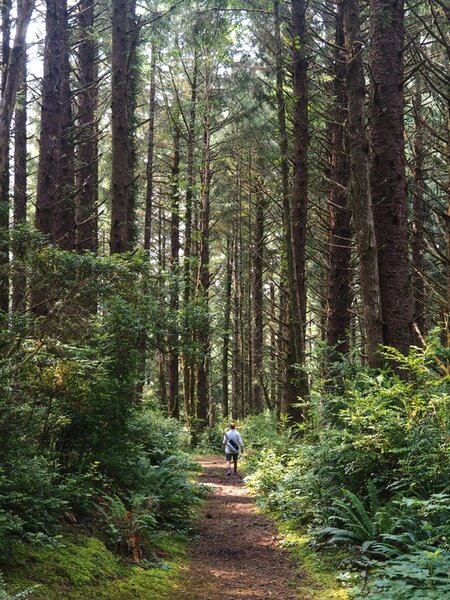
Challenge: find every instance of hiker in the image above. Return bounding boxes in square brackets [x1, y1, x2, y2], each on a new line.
[223, 422, 244, 476]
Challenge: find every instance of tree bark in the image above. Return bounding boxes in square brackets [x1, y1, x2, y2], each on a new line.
[411, 77, 426, 339]
[110, 0, 130, 253]
[369, 0, 413, 354]
[54, 0, 75, 250]
[0, 0, 11, 313]
[144, 45, 156, 251]
[252, 186, 264, 413]
[35, 0, 75, 250]
[75, 0, 98, 253]
[273, 0, 305, 420]
[290, 0, 310, 409]
[168, 125, 180, 419]
[326, 1, 352, 359]
[196, 78, 212, 428]
[446, 98, 450, 343]
[182, 53, 198, 423]
[12, 16, 27, 313]
[232, 219, 243, 419]
[222, 234, 232, 419]
[126, 0, 138, 248]
[343, 0, 383, 367]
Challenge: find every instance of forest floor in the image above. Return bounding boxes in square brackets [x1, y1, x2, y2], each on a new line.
[172, 456, 308, 600]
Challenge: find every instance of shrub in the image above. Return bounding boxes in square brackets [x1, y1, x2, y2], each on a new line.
[352, 549, 450, 599]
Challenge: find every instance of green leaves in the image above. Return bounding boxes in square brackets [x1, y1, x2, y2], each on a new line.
[353, 549, 450, 599]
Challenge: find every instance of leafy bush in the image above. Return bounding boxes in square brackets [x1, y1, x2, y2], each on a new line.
[0, 242, 203, 564]
[195, 423, 225, 454]
[127, 405, 191, 464]
[128, 455, 203, 530]
[0, 457, 67, 542]
[352, 549, 450, 599]
[244, 347, 450, 599]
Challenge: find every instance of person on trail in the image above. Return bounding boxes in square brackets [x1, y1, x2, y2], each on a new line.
[223, 422, 244, 476]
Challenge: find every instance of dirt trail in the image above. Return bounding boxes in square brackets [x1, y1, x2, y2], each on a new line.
[173, 456, 305, 600]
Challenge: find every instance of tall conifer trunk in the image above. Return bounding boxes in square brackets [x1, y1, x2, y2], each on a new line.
[0, 0, 33, 313]
[12, 18, 27, 312]
[196, 78, 212, 427]
[232, 219, 243, 419]
[144, 46, 156, 251]
[0, 0, 11, 313]
[326, 1, 351, 361]
[36, 0, 75, 251]
[446, 99, 450, 342]
[222, 234, 232, 419]
[343, 0, 383, 366]
[182, 55, 198, 422]
[168, 125, 180, 419]
[252, 186, 264, 413]
[273, 0, 305, 420]
[412, 78, 426, 339]
[291, 0, 309, 364]
[369, 0, 413, 354]
[76, 0, 98, 253]
[110, 0, 130, 253]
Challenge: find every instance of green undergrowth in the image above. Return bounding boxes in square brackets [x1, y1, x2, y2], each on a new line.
[2, 532, 187, 600]
[258, 507, 349, 599]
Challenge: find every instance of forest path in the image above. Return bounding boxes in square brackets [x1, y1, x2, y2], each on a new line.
[172, 456, 306, 600]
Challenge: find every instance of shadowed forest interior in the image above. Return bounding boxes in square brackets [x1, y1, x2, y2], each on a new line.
[0, 0, 450, 598]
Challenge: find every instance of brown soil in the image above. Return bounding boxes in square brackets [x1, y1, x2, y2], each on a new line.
[173, 456, 307, 600]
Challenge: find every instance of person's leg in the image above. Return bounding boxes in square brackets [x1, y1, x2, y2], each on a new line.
[225, 453, 232, 475]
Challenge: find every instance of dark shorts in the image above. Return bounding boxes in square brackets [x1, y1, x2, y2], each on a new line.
[226, 452, 239, 462]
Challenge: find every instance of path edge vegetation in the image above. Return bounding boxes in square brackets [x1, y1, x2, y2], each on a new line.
[263, 512, 349, 600]
[3, 532, 189, 600]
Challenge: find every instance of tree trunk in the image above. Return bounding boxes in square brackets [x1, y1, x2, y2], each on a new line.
[144, 45, 156, 251]
[290, 0, 310, 409]
[110, 0, 130, 253]
[411, 77, 426, 339]
[182, 53, 198, 423]
[232, 220, 242, 419]
[35, 0, 75, 250]
[75, 0, 98, 253]
[273, 0, 305, 420]
[195, 80, 212, 428]
[343, 0, 383, 367]
[54, 0, 75, 250]
[126, 0, 138, 248]
[168, 125, 180, 419]
[326, 1, 352, 359]
[0, 0, 11, 313]
[269, 281, 277, 407]
[446, 98, 450, 343]
[252, 186, 264, 413]
[222, 235, 232, 419]
[369, 0, 413, 354]
[12, 17, 27, 313]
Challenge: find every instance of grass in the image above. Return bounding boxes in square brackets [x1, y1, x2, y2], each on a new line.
[273, 519, 350, 599]
[2, 532, 188, 600]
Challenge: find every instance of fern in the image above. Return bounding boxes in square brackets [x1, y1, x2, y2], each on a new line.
[317, 486, 400, 559]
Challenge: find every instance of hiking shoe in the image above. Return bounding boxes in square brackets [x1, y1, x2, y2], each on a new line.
[226, 471, 231, 476]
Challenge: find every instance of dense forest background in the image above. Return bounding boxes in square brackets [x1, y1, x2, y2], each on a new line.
[1, 0, 450, 598]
